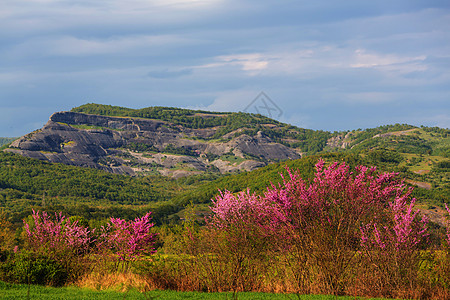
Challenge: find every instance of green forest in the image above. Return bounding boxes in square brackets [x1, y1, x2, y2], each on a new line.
[0, 147, 448, 228]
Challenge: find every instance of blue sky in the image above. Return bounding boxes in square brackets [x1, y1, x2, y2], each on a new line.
[1, 0, 449, 137]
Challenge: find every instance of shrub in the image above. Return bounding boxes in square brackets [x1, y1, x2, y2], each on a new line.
[22, 210, 94, 282]
[98, 212, 157, 272]
[0, 250, 67, 286]
[24, 210, 93, 259]
[207, 159, 431, 295]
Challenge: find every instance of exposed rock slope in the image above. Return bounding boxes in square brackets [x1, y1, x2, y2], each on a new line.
[7, 111, 301, 177]
[9, 105, 442, 178]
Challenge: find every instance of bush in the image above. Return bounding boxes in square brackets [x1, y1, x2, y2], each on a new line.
[203, 159, 432, 296]
[0, 251, 68, 286]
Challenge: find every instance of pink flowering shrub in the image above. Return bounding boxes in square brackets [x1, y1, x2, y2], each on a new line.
[23, 210, 94, 282]
[208, 159, 430, 295]
[24, 210, 92, 258]
[22, 210, 157, 277]
[200, 189, 287, 292]
[210, 188, 287, 234]
[360, 191, 429, 252]
[99, 212, 157, 271]
[359, 190, 429, 293]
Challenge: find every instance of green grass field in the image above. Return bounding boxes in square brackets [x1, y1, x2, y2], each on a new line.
[0, 281, 384, 300]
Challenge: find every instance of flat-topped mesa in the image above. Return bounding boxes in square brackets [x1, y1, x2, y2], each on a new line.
[5, 110, 302, 177]
[49, 111, 164, 132]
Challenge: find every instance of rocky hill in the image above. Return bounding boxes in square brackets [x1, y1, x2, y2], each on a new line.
[5, 104, 449, 178]
[6, 109, 302, 177]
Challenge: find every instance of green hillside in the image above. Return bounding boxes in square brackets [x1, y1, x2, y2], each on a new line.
[1, 143, 448, 227]
[0, 103, 448, 227]
[0, 151, 188, 226]
[348, 126, 450, 156]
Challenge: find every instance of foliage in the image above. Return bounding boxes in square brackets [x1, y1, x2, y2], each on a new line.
[163, 144, 199, 157]
[11, 210, 157, 283]
[23, 210, 93, 282]
[0, 151, 182, 226]
[204, 160, 431, 295]
[0, 251, 68, 286]
[0, 209, 14, 251]
[0, 152, 170, 205]
[349, 126, 450, 157]
[99, 213, 157, 269]
[445, 204, 450, 246]
[24, 210, 93, 259]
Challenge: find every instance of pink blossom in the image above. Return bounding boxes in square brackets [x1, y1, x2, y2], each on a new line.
[24, 210, 93, 259]
[100, 212, 157, 261]
[209, 159, 429, 255]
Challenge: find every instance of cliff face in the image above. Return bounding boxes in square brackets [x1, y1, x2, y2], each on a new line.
[6, 111, 301, 177]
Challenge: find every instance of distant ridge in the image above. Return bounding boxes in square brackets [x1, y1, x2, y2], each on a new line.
[0, 137, 17, 148]
[4, 103, 449, 178]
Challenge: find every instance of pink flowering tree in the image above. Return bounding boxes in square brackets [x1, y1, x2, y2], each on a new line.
[23, 210, 157, 276]
[204, 189, 287, 291]
[208, 159, 429, 294]
[359, 188, 429, 291]
[24, 210, 92, 258]
[23, 210, 94, 280]
[99, 212, 157, 272]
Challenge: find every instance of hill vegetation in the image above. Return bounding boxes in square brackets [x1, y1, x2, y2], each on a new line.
[0, 148, 448, 229]
[0, 103, 449, 228]
[0, 151, 187, 226]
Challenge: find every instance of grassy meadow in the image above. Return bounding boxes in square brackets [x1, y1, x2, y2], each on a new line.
[0, 281, 378, 300]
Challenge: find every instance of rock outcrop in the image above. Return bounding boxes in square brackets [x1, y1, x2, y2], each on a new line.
[6, 111, 301, 177]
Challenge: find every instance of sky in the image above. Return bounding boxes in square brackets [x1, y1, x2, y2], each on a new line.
[1, 0, 449, 137]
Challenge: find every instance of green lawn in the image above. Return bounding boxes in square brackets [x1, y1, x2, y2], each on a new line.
[0, 281, 384, 299]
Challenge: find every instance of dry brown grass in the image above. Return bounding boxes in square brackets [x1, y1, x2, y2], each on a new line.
[74, 271, 151, 292]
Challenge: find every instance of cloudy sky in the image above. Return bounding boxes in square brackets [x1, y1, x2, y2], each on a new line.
[1, 0, 449, 137]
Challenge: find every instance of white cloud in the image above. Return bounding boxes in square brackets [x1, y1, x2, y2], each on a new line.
[197, 53, 270, 75]
[350, 49, 427, 72]
[218, 54, 269, 71]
